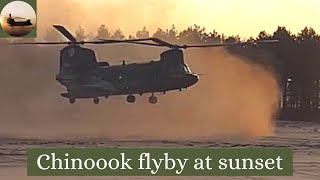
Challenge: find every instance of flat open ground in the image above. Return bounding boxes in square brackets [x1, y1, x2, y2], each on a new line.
[0, 120, 319, 179]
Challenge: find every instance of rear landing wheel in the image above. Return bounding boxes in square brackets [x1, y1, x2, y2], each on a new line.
[127, 95, 136, 103]
[149, 96, 157, 104]
[69, 98, 76, 104]
[93, 98, 99, 104]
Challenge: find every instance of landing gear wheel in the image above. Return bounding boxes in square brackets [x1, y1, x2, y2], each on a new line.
[149, 96, 157, 104]
[69, 98, 76, 104]
[127, 95, 136, 103]
[93, 98, 99, 104]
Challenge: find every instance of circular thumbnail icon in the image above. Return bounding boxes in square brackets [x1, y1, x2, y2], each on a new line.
[0, 1, 36, 37]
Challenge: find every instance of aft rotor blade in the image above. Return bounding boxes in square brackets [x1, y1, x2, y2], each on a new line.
[53, 25, 77, 43]
[100, 39, 253, 48]
[182, 43, 239, 48]
[98, 39, 155, 43]
[183, 39, 279, 49]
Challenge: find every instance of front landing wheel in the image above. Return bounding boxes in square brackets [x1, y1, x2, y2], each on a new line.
[127, 95, 136, 103]
[149, 96, 157, 104]
[69, 98, 76, 104]
[93, 98, 100, 104]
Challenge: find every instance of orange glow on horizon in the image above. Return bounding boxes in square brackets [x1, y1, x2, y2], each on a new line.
[38, 0, 320, 38]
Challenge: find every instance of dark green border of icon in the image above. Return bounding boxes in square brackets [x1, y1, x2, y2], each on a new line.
[0, 0, 37, 38]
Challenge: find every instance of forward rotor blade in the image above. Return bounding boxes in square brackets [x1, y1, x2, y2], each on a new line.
[9, 40, 163, 46]
[120, 41, 166, 47]
[53, 25, 77, 43]
[99, 38, 175, 47]
[150, 38, 175, 48]
[13, 16, 26, 19]
[82, 41, 157, 45]
[99, 38, 154, 42]
[98, 39, 153, 43]
[10, 41, 120, 45]
[10, 42, 70, 45]
[99, 39, 248, 48]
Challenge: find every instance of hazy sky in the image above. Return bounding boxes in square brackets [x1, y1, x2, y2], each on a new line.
[38, 0, 319, 38]
[1, 1, 36, 19]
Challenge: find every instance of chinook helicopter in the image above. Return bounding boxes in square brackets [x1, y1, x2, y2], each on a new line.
[12, 25, 278, 104]
[4, 14, 33, 27]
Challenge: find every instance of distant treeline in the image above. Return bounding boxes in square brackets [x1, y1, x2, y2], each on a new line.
[2, 25, 320, 120]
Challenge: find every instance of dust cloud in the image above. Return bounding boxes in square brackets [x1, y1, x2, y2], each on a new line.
[0, 42, 280, 140]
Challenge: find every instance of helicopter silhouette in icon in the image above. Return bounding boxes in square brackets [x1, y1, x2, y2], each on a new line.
[4, 13, 33, 27]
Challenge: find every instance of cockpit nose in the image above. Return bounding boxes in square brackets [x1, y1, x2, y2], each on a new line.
[186, 74, 199, 87]
[191, 74, 199, 84]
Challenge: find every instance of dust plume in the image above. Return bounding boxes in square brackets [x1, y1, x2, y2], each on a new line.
[0, 43, 280, 140]
[78, 48, 280, 139]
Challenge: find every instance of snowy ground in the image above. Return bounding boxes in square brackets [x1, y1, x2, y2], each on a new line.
[0, 120, 319, 179]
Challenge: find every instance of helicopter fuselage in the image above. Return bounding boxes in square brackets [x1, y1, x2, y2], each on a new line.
[7, 18, 32, 27]
[56, 46, 199, 103]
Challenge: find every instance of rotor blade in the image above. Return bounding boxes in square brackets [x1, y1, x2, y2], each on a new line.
[255, 39, 279, 43]
[99, 38, 175, 47]
[53, 25, 77, 42]
[99, 39, 245, 48]
[98, 39, 151, 43]
[149, 38, 175, 48]
[13, 16, 26, 19]
[99, 39, 169, 47]
[9, 40, 163, 46]
[10, 42, 70, 45]
[195, 73, 205, 76]
[182, 39, 279, 49]
[182, 43, 238, 48]
[10, 41, 118, 45]
[90, 40, 166, 46]
[120, 41, 167, 47]
[99, 38, 164, 43]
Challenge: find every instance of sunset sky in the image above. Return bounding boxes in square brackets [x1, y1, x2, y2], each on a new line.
[38, 0, 319, 38]
[1, 1, 36, 20]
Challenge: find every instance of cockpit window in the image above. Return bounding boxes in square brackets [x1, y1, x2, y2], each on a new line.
[168, 64, 192, 74]
[179, 64, 192, 74]
[184, 64, 192, 74]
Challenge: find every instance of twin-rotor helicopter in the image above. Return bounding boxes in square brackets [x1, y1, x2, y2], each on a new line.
[12, 25, 278, 104]
[1, 13, 33, 27]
